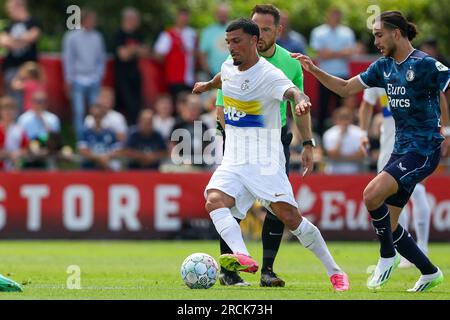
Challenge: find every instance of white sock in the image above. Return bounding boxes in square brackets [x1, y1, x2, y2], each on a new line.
[291, 217, 341, 276]
[209, 208, 249, 256]
[411, 184, 430, 255]
[419, 267, 441, 281]
[377, 256, 397, 270]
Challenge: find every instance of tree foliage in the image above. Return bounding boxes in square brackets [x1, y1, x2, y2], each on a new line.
[0, 0, 448, 56]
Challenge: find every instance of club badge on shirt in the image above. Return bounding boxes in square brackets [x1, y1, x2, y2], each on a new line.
[406, 69, 415, 82]
[241, 80, 250, 91]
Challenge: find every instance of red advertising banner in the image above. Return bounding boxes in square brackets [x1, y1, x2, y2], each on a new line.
[0, 172, 449, 240]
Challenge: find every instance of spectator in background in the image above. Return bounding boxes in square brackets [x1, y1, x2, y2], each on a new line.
[200, 91, 219, 130]
[84, 87, 128, 142]
[113, 7, 149, 125]
[0, 0, 41, 96]
[154, 7, 197, 104]
[310, 7, 356, 135]
[174, 91, 190, 118]
[323, 106, 365, 174]
[17, 90, 61, 169]
[0, 96, 28, 171]
[420, 38, 450, 67]
[78, 104, 121, 170]
[170, 93, 210, 169]
[200, 3, 230, 78]
[276, 11, 307, 54]
[11, 61, 45, 112]
[18, 90, 60, 142]
[124, 110, 168, 170]
[63, 8, 106, 140]
[152, 94, 175, 142]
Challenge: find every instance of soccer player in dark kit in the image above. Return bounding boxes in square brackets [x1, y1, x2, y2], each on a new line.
[292, 10, 449, 292]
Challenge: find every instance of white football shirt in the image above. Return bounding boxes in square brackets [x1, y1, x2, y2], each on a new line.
[363, 87, 395, 169]
[220, 58, 295, 169]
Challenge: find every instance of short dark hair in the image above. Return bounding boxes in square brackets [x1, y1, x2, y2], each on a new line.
[422, 37, 437, 48]
[379, 11, 418, 41]
[250, 4, 281, 26]
[226, 18, 260, 39]
[177, 7, 190, 15]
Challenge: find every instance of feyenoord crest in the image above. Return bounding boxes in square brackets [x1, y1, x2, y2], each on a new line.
[241, 79, 250, 91]
[406, 69, 415, 82]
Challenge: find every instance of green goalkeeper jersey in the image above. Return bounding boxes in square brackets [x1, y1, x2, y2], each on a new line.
[215, 44, 304, 127]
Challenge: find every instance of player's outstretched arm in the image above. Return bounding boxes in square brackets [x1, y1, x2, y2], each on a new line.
[283, 87, 311, 116]
[192, 72, 222, 94]
[292, 107, 314, 177]
[290, 53, 365, 97]
[284, 87, 314, 177]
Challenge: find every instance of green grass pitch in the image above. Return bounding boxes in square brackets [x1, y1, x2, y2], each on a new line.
[0, 240, 449, 300]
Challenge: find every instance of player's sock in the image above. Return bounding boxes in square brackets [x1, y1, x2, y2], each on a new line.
[411, 184, 430, 255]
[398, 207, 409, 232]
[291, 217, 341, 276]
[210, 208, 249, 256]
[219, 217, 241, 273]
[393, 224, 437, 275]
[369, 204, 395, 258]
[397, 206, 414, 267]
[261, 210, 284, 273]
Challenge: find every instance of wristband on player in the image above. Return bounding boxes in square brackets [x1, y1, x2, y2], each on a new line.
[302, 138, 316, 148]
[360, 130, 368, 137]
[442, 126, 450, 137]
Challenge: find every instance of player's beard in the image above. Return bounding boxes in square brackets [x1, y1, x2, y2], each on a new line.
[232, 58, 242, 66]
[231, 52, 243, 66]
[382, 40, 396, 58]
[383, 46, 394, 58]
[257, 38, 275, 54]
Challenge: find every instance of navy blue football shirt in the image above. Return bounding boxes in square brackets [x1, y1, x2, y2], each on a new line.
[359, 49, 450, 156]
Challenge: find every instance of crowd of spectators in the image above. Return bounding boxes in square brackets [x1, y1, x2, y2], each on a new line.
[0, 0, 449, 174]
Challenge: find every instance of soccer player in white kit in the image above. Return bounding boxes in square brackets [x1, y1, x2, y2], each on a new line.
[201, 18, 349, 291]
[360, 87, 450, 267]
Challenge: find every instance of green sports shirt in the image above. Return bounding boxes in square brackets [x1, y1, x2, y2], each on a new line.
[215, 44, 304, 127]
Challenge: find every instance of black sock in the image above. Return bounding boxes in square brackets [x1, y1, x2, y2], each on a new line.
[393, 225, 437, 275]
[219, 217, 241, 274]
[261, 210, 284, 273]
[369, 204, 395, 258]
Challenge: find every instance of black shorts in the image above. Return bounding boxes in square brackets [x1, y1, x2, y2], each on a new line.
[281, 125, 293, 176]
[383, 148, 441, 207]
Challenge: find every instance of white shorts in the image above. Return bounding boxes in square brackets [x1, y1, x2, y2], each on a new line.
[204, 164, 298, 220]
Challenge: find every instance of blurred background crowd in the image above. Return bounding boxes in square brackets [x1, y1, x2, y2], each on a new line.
[0, 0, 449, 174]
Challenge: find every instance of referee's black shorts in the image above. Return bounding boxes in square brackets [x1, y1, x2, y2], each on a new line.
[281, 125, 293, 176]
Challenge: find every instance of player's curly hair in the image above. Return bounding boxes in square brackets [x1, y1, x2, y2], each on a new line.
[379, 10, 418, 41]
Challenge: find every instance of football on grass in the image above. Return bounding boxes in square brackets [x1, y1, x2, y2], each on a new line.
[181, 253, 219, 289]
